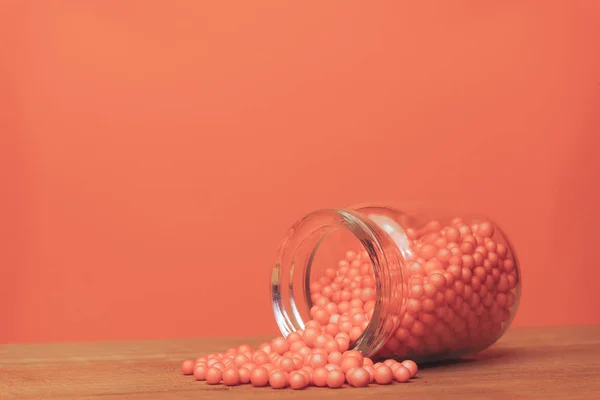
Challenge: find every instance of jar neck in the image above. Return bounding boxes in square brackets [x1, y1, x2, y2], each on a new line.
[271, 208, 406, 357]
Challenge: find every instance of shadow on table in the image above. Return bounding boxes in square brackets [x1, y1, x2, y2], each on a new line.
[419, 346, 523, 370]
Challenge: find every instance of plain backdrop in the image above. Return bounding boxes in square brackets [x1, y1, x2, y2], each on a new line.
[1, 1, 599, 343]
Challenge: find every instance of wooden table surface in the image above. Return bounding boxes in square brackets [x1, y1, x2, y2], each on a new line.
[1, 325, 599, 399]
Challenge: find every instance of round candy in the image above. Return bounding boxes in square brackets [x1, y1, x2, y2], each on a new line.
[250, 367, 269, 387]
[289, 371, 308, 389]
[309, 353, 328, 369]
[205, 367, 223, 385]
[238, 367, 251, 384]
[269, 370, 289, 389]
[312, 367, 329, 387]
[222, 368, 240, 386]
[393, 365, 411, 383]
[374, 364, 393, 384]
[340, 356, 362, 373]
[181, 359, 195, 375]
[349, 368, 370, 387]
[401, 360, 418, 378]
[271, 337, 289, 355]
[193, 365, 207, 381]
[326, 369, 346, 388]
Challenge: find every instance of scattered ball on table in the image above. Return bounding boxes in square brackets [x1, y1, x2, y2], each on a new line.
[349, 367, 371, 387]
[401, 359, 419, 378]
[326, 369, 346, 388]
[180, 359, 195, 375]
[289, 371, 309, 389]
[222, 368, 240, 386]
[374, 364, 394, 384]
[269, 370, 289, 389]
[312, 367, 329, 387]
[238, 367, 251, 384]
[193, 365, 207, 381]
[205, 367, 223, 385]
[341, 356, 362, 373]
[393, 365, 411, 383]
[250, 367, 269, 387]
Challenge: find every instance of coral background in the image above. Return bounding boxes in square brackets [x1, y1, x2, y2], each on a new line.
[1, 1, 599, 343]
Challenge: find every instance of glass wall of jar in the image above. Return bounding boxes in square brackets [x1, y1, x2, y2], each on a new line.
[271, 203, 521, 363]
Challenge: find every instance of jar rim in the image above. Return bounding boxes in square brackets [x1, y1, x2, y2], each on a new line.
[271, 208, 405, 357]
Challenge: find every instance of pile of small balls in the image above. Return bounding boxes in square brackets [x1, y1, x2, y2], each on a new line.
[179, 250, 418, 389]
[181, 334, 418, 389]
[307, 218, 517, 359]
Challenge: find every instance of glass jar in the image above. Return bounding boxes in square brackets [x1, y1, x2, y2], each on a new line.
[271, 203, 521, 363]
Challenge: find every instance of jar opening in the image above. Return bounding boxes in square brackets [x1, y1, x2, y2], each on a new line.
[271, 209, 405, 357]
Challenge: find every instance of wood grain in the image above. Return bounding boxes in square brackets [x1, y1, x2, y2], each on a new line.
[2, 325, 599, 399]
